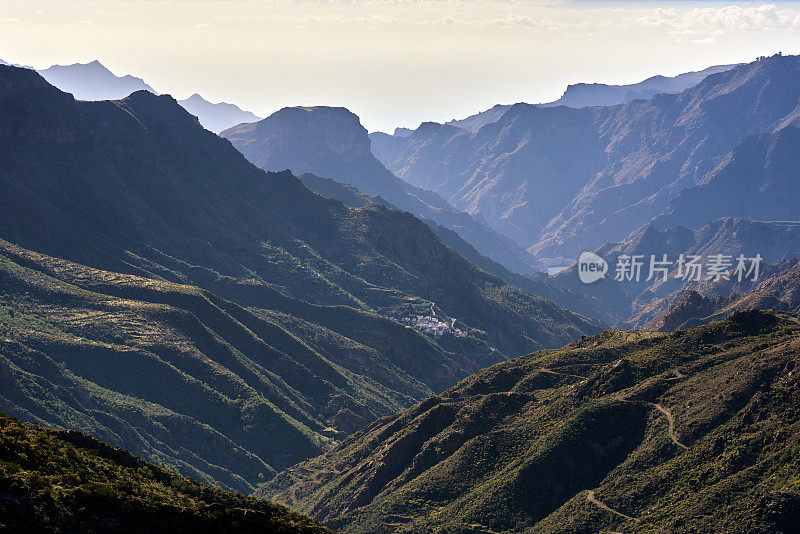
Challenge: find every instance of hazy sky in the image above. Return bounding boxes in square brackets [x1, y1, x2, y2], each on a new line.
[2, 1, 800, 131]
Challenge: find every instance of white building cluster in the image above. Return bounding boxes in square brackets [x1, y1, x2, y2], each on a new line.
[401, 315, 468, 337]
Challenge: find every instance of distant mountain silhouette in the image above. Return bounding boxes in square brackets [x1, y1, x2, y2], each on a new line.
[440, 64, 737, 133]
[177, 93, 261, 133]
[38, 60, 156, 100]
[33, 59, 260, 133]
[222, 106, 543, 274]
[445, 103, 513, 133]
[544, 64, 739, 109]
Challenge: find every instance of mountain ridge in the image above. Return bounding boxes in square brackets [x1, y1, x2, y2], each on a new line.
[222, 105, 543, 275]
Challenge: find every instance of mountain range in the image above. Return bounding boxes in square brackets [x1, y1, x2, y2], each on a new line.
[0, 64, 599, 491]
[178, 92, 261, 133]
[647, 257, 800, 331]
[259, 310, 800, 533]
[37, 60, 157, 100]
[551, 218, 800, 327]
[371, 54, 800, 261]
[221, 106, 542, 274]
[4, 49, 800, 534]
[31, 59, 261, 133]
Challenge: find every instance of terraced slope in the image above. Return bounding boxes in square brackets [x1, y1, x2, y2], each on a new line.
[0, 412, 330, 533]
[0, 240, 438, 493]
[260, 311, 800, 533]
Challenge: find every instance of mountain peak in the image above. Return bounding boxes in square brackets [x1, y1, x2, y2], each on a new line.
[177, 93, 262, 133]
[37, 60, 156, 101]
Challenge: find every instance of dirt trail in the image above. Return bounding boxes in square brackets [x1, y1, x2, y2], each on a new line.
[586, 490, 638, 522]
[539, 367, 587, 380]
[654, 403, 688, 450]
[613, 369, 689, 450]
[585, 370, 692, 525]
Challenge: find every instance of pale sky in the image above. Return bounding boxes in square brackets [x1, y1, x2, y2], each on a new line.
[2, 1, 800, 132]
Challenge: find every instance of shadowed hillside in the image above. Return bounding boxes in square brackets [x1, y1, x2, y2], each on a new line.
[0, 412, 330, 533]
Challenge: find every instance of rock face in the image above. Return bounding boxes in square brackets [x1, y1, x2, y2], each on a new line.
[259, 311, 800, 534]
[645, 258, 800, 331]
[222, 106, 542, 275]
[652, 126, 800, 231]
[372, 55, 800, 259]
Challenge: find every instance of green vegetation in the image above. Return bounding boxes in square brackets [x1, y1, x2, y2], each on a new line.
[0, 412, 330, 533]
[0, 240, 453, 493]
[261, 311, 800, 533]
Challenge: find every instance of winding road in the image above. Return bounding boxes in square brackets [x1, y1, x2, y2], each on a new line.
[654, 403, 688, 450]
[587, 368, 690, 522]
[586, 491, 638, 522]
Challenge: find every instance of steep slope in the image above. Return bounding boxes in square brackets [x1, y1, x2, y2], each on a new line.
[374, 105, 608, 250]
[0, 239, 450, 493]
[0, 64, 599, 357]
[37, 60, 155, 100]
[0, 412, 330, 533]
[260, 311, 800, 533]
[372, 55, 800, 258]
[177, 93, 262, 133]
[294, 173, 615, 324]
[221, 106, 541, 275]
[653, 127, 800, 230]
[536, 54, 800, 258]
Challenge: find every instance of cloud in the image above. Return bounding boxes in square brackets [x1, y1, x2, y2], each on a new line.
[632, 4, 800, 34]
